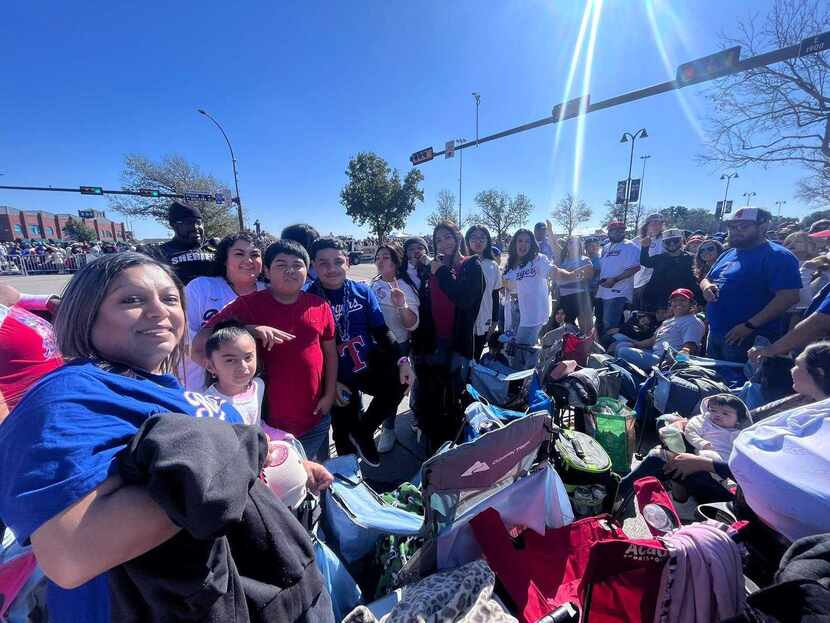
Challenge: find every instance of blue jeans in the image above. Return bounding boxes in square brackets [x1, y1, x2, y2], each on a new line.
[616, 346, 661, 371]
[299, 414, 332, 462]
[706, 332, 755, 364]
[600, 297, 627, 335]
[510, 324, 543, 370]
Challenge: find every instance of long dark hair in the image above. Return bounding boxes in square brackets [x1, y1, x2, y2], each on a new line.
[374, 242, 419, 292]
[432, 222, 467, 258]
[212, 232, 262, 280]
[465, 225, 495, 260]
[506, 228, 539, 270]
[559, 237, 584, 264]
[693, 239, 724, 281]
[203, 319, 259, 387]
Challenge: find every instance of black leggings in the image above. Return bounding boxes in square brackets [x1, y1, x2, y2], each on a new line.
[330, 350, 408, 457]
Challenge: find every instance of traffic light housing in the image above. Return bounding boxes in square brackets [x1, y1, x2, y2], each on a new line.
[410, 147, 434, 165]
[676, 47, 741, 86]
[79, 186, 103, 195]
[137, 188, 160, 197]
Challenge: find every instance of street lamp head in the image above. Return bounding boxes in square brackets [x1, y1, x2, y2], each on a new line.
[639, 128, 649, 139]
[197, 109, 207, 115]
[620, 134, 629, 143]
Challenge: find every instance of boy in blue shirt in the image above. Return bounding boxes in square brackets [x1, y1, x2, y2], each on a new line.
[306, 238, 414, 466]
[701, 208, 801, 363]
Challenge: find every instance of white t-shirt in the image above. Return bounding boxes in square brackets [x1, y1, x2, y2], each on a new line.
[597, 240, 641, 302]
[205, 377, 265, 426]
[370, 278, 420, 343]
[633, 236, 664, 289]
[651, 314, 706, 357]
[475, 258, 502, 335]
[183, 276, 266, 391]
[503, 254, 554, 328]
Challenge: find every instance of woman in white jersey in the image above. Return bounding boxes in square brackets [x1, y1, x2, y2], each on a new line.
[183, 232, 266, 390]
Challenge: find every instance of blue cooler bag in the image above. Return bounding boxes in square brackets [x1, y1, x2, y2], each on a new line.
[321, 455, 423, 563]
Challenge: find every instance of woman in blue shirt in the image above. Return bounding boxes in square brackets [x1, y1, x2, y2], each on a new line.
[0, 252, 245, 622]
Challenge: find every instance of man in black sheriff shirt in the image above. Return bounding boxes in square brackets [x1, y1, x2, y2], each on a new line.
[147, 202, 215, 285]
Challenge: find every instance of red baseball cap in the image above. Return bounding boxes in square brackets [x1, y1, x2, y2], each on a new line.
[607, 221, 626, 230]
[669, 288, 694, 301]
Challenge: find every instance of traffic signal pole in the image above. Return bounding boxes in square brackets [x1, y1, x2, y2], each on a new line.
[411, 32, 830, 164]
[0, 184, 219, 201]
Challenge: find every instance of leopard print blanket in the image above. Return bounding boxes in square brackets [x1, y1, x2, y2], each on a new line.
[343, 559, 517, 623]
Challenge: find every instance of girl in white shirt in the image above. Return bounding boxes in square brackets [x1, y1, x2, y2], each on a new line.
[465, 225, 502, 360]
[183, 233, 266, 391]
[370, 242, 420, 452]
[204, 320, 334, 507]
[502, 228, 557, 369]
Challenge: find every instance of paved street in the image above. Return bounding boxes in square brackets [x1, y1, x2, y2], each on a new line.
[0, 261, 379, 296]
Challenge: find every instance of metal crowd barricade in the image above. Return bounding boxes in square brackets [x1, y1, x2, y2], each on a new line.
[4, 253, 88, 276]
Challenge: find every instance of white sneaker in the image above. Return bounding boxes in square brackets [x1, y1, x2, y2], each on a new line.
[376, 427, 397, 453]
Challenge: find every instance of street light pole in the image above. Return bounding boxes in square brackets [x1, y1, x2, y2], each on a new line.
[719, 172, 738, 231]
[775, 200, 787, 218]
[636, 154, 651, 232]
[472, 93, 481, 146]
[743, 191, 756, 207]
[197, 109, 244, 231]
[620, 128, 648, 228]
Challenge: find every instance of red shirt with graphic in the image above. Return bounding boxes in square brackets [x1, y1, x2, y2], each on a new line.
[0, 305, 63, 416]
[206, 290, 335, 437]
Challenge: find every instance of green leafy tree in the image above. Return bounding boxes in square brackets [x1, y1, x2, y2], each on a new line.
[109, 154, 238, 239]
[551, 193, 592, 238]
[340, 152, 424, 242]
[473, 190, 532, 244]
[660, 206, 689, 226]
[63, 218, 98, 243]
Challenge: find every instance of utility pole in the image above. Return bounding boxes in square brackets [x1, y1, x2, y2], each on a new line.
[457, 137, 465, 225]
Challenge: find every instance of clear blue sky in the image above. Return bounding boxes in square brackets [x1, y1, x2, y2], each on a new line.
[0, 0, 814, 240]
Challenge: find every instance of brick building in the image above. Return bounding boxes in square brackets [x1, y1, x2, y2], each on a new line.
[0, 206, 129, 243]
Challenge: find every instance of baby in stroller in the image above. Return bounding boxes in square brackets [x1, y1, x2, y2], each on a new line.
[616, 394, 752, 507]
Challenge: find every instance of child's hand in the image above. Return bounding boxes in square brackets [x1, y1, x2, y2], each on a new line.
[303, 460, 334, 493]
[398, 359, 415, 388]
[252, 325, 295, 350]
[390, 287, 407, 309]
[314, 392, 335, 416]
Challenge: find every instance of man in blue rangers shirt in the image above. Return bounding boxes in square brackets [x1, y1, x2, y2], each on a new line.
[700, 208, 801, 363]
[307, 238, 414, 467]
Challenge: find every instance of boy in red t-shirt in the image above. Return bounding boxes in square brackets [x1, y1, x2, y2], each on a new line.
[194, 239, 337, 461]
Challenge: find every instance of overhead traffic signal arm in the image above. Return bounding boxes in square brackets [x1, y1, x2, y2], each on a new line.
[410, 30, 830, 164]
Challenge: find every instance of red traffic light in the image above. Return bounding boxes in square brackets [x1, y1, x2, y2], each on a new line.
[676, 46, 741, 86]
[410, 147, 434, 165]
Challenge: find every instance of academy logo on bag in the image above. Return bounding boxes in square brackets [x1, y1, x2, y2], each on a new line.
[623, 544, 666, 563]
[461, 460, 490, 478]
